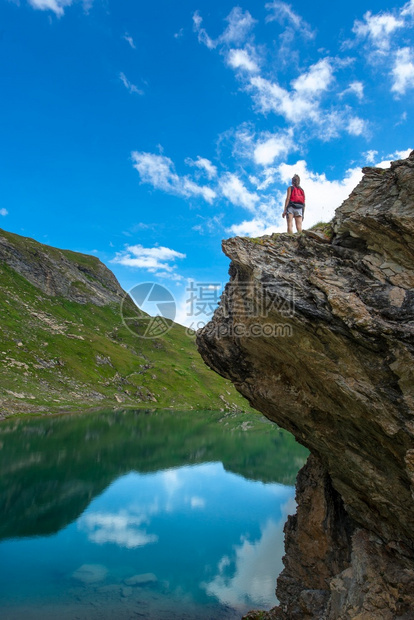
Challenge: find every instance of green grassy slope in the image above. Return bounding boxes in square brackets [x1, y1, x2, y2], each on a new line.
[0, 230, 253, 416]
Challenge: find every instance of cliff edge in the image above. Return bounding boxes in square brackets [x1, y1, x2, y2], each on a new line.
[197, 152, 414, 618]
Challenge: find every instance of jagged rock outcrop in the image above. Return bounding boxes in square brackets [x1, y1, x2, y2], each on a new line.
[0, 228, 123, 305]
[197, 152, 414, 618]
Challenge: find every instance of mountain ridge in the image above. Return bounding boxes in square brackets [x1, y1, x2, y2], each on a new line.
[0, 228, 252, 416]
[0, 228, 124, 305]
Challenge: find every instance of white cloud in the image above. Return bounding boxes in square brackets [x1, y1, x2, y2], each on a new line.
[253, 129, 295, 166]
[193, 7, 256, 50]
[220, 7, 257, 46]
[349, 81, 364, 100]
[254, 168, 279, 191]
[229, 124, 258, 160]
[192, 12, 202, 30]
[192, 11, 216, 49]
[249, 58, 334, 125]
[292, 57, 334, 95]
[364, 150, 378, 164]
[183, 178, 217, 202]
[79, 511, 158, 549]
[111, 244, 186, 276]
[123, 33, 136, 49]
[185, 156, 218, 179]
[391, 47, 414, 94]
[227, 48, 259, 73]
[276, 28, 299, 66]
[396, 111, 408, 125]
[265, 0, 315, 39]
[347, 116, 367, 136]
[228, 217, 278, 238]
[375, 148, 413, 168]
[349, 3, 414, 94]
[265, 2, 315, 65]
[219, 173, 259, 211]
[342, 81, 364, 100]
[228, 125, 297, 169]
[265, 0, 300, 28]
[132, 152, 179, 192]
[401, 0, 414, 18]
[119, 72, 143, 95]
[28, 0, 73, 15]
[227, 195, 281, 237]
[131, 151, 216, 203]
[0, 208, 8, 216]
[352, 10, 405, 51]
[152, 271, 183, 282]
[248, 70, 367, 140]
[394, 148, 413, 159]
[250, 75, 315, 123]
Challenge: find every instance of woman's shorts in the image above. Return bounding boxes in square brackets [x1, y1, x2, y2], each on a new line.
[286, 204, 304, 217]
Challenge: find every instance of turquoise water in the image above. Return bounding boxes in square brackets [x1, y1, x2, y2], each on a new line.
[0, 409, 308, 620]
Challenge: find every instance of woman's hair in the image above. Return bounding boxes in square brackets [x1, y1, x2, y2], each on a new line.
[292, 174, 300, 187]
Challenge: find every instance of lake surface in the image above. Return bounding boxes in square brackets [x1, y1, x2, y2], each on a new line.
[0, 409, 308, 620]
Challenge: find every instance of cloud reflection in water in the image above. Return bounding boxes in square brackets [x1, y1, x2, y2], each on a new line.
[79, 511, 159, 549]
[202, 497, 296, 610]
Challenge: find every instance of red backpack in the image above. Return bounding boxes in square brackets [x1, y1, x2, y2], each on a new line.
[290, 186, 305, 204]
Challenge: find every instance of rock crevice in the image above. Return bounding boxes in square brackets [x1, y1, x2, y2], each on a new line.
[197, 152, 414, 618]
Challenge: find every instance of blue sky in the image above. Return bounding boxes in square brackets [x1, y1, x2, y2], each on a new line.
[1, 0, 413, 325]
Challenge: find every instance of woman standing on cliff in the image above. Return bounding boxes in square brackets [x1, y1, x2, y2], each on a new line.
[282, 174, 305, 233]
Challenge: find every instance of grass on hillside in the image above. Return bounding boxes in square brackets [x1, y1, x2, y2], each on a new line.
[0, 262, 253, 417]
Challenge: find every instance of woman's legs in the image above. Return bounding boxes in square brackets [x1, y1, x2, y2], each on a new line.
[294, 216, 303, 233]
[287, 213, 294, 233]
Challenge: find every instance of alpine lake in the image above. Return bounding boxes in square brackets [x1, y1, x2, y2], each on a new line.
[0, 408, 308, 620]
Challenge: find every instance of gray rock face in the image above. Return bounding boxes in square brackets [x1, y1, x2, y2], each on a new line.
[197, 152, 414, 618]
[0, 228, 124, 305]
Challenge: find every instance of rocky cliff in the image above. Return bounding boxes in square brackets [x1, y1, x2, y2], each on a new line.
[197, 152, 414, 618]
